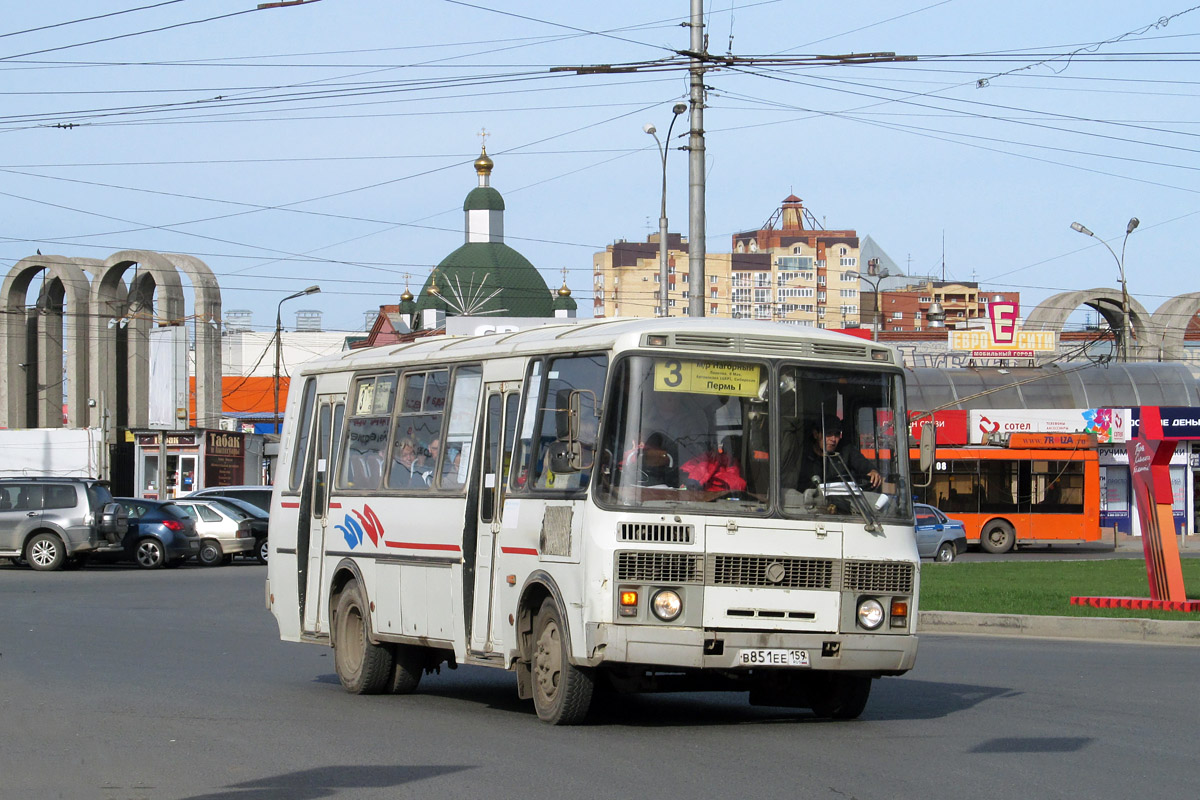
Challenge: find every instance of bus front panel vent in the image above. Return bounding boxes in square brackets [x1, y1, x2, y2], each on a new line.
[619, 522, 694, 544]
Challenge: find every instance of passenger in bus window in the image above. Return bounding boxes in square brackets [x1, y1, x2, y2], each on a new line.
[678, 436, 747, 492]
[389, 437, 432, 489]
[790, 416, 881, 490]
[345, 444, 385, 489]
[441, 447, 463, 488]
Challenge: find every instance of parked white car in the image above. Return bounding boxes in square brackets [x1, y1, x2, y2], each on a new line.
[171, 499, 255, 567]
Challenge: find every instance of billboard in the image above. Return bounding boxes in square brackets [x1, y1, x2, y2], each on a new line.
[947, 300, 1056, 357]
[907, 410, 969, 445]
[968, 408, 1129, 444]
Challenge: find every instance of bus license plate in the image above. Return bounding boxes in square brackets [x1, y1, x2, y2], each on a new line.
[737, 648, 810, 667]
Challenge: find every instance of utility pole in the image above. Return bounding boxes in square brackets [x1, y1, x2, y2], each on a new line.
[687, 0, 707, 318]
[548, 7, 914, 321]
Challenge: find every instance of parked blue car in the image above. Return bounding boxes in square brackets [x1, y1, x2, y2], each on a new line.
[914, 503, 967, 562]
[96, 498, 200, 569]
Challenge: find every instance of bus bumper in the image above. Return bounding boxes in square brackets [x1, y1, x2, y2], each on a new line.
[584, 623, 917, 674]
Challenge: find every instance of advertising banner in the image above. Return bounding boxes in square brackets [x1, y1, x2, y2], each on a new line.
[907, 410, 969, 445]
[968, 408, 1129, 444]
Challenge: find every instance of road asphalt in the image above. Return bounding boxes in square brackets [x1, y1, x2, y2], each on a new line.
[919, 532, 1200, 646]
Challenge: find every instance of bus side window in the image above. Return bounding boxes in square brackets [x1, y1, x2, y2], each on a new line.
[511, 360, 543, 491]
[288, 379, 317, 491]
[438, 365, 482, 491]
[388, 369, 449, 491]
[337, 373, 397, 491]
[535, 352, 609, 491]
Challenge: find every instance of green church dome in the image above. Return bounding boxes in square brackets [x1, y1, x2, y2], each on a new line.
[464, 186, 505, 211]
[416, 242, 553, 318]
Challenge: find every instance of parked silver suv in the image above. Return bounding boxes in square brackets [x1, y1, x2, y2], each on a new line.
[0, 478, 128, 571]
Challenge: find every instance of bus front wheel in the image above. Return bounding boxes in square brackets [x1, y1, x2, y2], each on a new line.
[980, 521, 1016, 554]
[531, 598, 594, 725]
[810, 674, 872, 720]
[333, 581, 394, 694]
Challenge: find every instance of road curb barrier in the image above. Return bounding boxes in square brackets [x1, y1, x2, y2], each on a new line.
[918, 610, 1200, 646]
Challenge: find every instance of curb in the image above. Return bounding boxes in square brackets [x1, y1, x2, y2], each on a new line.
[917, 610, 1200, 646]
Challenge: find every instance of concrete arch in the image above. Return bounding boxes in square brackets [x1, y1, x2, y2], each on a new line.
[1151, 293, 1200, 361]
[163, 253, 223, 429]
[0, 256, 99, 428]
[92, 251, 186, 430]
[1025, 287, 1154, 359]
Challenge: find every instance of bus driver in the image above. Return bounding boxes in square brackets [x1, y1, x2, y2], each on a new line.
[792, 416, 881, 491]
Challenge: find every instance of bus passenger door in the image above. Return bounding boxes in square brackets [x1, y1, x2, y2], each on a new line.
[469, 384, 520, 654]
[302, 395, 345, 635]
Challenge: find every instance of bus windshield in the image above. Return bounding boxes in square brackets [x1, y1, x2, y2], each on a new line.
[596, 355, 911, 522]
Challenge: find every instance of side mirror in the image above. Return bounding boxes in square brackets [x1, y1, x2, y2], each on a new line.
[919, 421, 936, 473]
[548, 391, 595, 474]
[547, 441, 581, 474]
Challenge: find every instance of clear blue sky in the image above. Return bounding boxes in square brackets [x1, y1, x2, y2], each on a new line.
[3, 0, 1197, 333]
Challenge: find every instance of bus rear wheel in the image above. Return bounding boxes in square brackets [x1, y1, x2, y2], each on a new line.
[980, 521, 1015, 554]
[388, 644, 423, 694]
[531, 598, 593, 725]
[333, 581, 393, 694]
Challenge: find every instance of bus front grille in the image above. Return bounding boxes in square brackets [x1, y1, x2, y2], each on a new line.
[616, 552, 704, 584]
[708, 555, 835, 589]
[842, 560, 914, 593]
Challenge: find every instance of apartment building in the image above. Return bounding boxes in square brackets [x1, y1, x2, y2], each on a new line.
[592, 234, 742, 318]
[863, 279, 1021, 332]
[593, 195, 861, 328]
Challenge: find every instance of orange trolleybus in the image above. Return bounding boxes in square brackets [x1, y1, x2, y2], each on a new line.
[907, 432, 1101, 554]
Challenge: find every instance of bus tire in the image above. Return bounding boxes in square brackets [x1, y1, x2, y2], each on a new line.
[333, 581, 393, 695]
[980, 521, 1015, 554]
[388, 644, 423, 695]
[531, 597, 593, 725]
[810, 674, 872, 720]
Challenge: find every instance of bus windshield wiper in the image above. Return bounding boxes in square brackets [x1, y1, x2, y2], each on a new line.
[826, 452, 883, 533]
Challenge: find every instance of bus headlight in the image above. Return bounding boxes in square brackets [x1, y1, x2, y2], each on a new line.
[857, 598, 885, 630]
[651, 590, 683, 622]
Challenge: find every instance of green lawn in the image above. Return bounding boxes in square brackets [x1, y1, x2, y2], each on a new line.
[919, 559, 1200, 621]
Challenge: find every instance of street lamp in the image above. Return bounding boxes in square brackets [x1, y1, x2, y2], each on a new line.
[1070, 218, 1139, 361]
[644, 102, 688, 317]
[861, 258, 890, 340]
[274, 285, 321, 432]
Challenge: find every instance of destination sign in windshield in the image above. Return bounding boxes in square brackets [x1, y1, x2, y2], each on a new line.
[653, 359, 761, 398]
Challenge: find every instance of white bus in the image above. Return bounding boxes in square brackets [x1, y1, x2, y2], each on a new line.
[266, 318, 921, 724]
